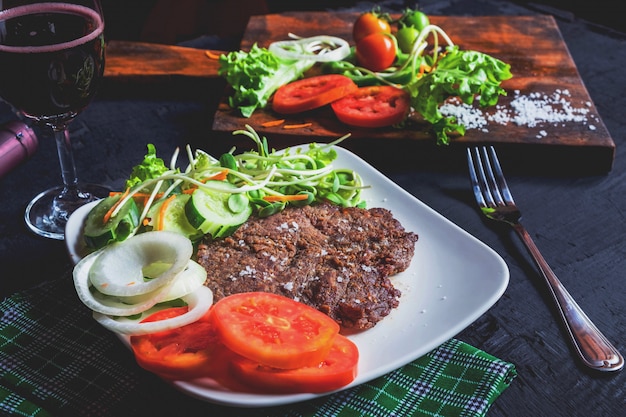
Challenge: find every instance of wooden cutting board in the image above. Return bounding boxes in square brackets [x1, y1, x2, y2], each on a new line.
[209, 12, 615, 174]
[104, 40, 223, 79]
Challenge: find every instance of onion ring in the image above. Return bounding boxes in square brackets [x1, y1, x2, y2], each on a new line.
[93, 286, 214, 335]
[74, 253, 205, 317]
[88, 231, 192, 297]
[269, 35, 351, 62]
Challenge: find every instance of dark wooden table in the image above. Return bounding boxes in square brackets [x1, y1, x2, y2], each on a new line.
[1, 1, 623, 416]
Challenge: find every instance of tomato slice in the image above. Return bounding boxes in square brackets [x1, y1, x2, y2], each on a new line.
[129, 307, 224, 380]
[230, 334, 359, 393]
[331, 85, 411, 128]
[272, 74, 358, 114]
[210, 292, 340, 369]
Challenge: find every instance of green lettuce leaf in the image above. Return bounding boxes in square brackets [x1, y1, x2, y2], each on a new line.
[405, 45, 513, 145]
[218, 44, 315, 117]
[125, 144, 170, 189]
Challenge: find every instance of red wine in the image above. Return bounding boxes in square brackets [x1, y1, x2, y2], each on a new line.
[0, 3, 105, 126]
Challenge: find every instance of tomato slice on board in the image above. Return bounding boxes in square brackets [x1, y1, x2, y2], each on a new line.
[331, 85, 411, 128]
[210, 292, 340, 369]
[129, 307, 226, 380]
[230, 333, 359, 393]
[272, 74, 358, 114]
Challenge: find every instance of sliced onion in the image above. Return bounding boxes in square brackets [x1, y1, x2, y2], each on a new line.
[73, 249, 175, 316]
[93, 286, 214, 335]
[269, 35, 350, 62]
[160, 259, 207, 301]
[88, 231, 193, 297]
[125, 259, 207, 304]
[73, 250, 106, 309]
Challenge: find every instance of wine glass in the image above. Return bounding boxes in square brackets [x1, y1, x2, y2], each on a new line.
[0, 0, 110, 240]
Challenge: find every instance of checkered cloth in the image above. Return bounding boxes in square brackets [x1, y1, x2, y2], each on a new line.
[0, 273, 516, 417]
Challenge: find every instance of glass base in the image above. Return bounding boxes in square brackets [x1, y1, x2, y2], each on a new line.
[25, 184, 110, 240]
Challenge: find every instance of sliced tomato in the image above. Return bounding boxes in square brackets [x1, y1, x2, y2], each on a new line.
[230, 334, 359, 393]
[272, 74, 358, 114]
[129, 307, 224, 380]
[331, 85, 410, 128]
[210, 292, 340, 369]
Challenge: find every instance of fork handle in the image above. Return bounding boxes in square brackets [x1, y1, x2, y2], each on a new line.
[512, 222, 624, 372]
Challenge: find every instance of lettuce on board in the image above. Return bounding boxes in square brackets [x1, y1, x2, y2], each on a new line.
[404, 45, 512, 145]
[218, 44, 315, 117]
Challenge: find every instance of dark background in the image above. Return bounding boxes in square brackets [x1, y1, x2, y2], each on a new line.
[101, 0, 623, 46]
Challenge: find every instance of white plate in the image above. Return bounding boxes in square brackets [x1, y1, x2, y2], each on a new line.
[65, 145, 509, 408]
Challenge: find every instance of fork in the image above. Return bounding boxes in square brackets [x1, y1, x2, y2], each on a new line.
[467, 146, 624, 372]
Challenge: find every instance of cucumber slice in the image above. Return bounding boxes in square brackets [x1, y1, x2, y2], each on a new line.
[146, 194, 203, 241]
[186, 181, 252, 238]
[83, 195, 140, 250]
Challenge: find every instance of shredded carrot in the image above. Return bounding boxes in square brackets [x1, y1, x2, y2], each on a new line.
[142, 218, 151, 226]
[129, 192, 165, 207]
[131, 192, 165, 199]
[157, 195, 177, 231]
[205, 169, 229, 182]
[261, 119, 286, 127]
[109, 191, 164, 207]
[283, 122, 313, 129]
[205, 50, 221, 59]
[263, 194, 310, 202]
[183, 169, 229, 194]
[103, 188, 130, 224]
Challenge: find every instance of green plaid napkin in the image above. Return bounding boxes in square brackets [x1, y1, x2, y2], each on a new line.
[0, 274, 516, 417]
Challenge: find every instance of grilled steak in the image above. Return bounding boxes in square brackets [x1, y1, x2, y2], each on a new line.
[196, 203, 418, 330]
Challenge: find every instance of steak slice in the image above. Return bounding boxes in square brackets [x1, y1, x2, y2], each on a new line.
[196, 203, 418, 330]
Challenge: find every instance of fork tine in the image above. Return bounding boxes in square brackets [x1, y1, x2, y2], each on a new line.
[466, 147, 488, 208]
[478, 146, 505, 207]
[484, 146, 515, 205]
[467, 146, 515, 209]
[467, 147, 498, 208]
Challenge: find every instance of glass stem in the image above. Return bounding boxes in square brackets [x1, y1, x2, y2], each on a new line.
[52, 126, 81, 200]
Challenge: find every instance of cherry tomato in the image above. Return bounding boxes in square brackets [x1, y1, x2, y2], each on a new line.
[272, 74, 358, 114]
[129, 307, 224, 380]
[210, 292, 340, 369]
[352, 12, 391, 43]
[399, 10, 430, 31]
[331, 85, 411, 128]
[230, 334, 359, 393]
[356, 32, 397, 72]
[396, 26, 420, 54]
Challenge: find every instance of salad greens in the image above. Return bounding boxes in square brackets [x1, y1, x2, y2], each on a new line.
[218, 9, 512, 145]
[86, 126, 367, 249]
[323, 23, 512, 145]
[125, 143, 172, 189]
[218, 44, 315, 117]
[404, 45, 512, 145]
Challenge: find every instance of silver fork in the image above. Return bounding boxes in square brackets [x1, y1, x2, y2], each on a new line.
[467, 146, 623, 372]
